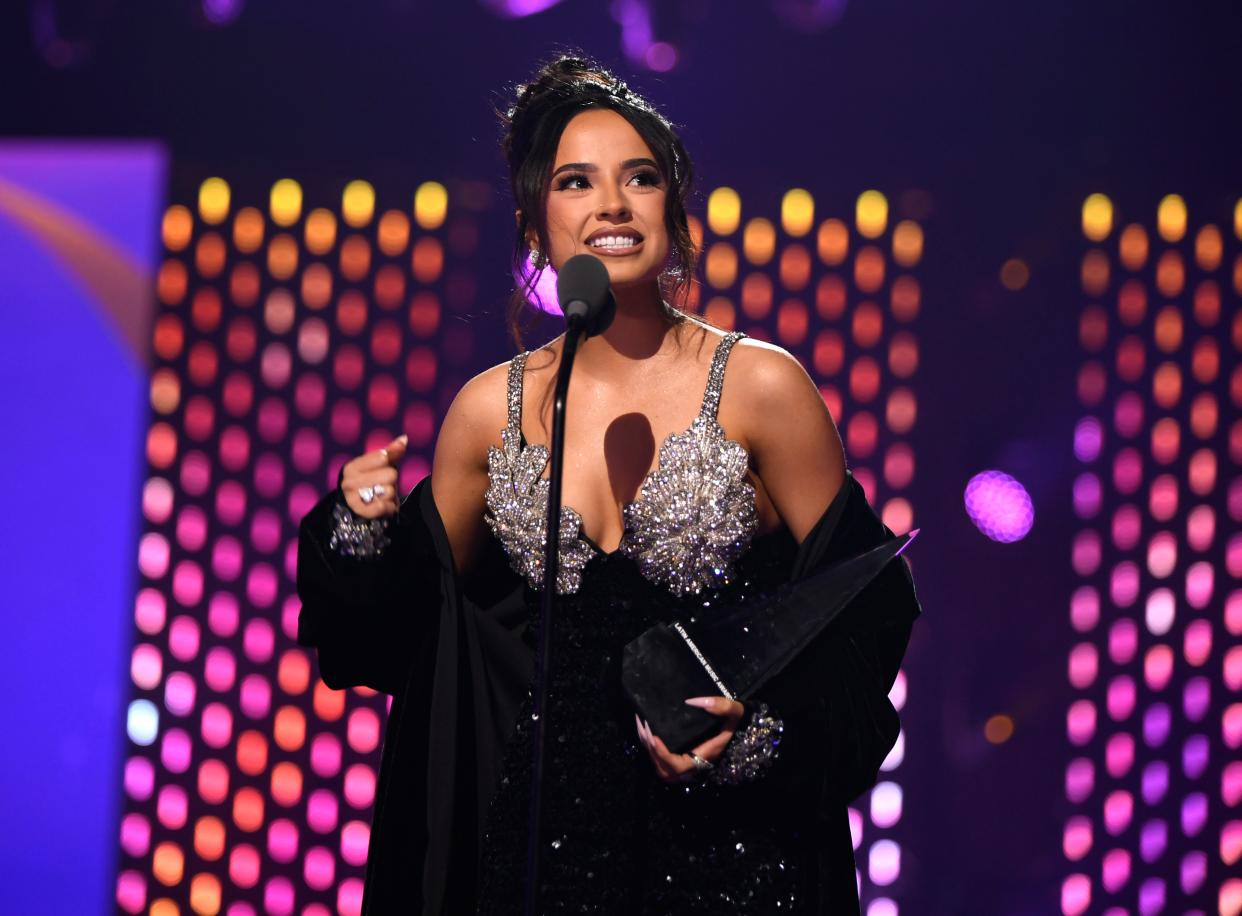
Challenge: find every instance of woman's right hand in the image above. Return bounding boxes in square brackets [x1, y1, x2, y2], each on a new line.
[340, 434, 408, 518]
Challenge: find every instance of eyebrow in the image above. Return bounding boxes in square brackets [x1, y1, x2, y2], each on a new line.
[551, 158, 661, 177]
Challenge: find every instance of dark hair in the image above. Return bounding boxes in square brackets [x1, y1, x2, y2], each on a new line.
[499, 53, 697, 348]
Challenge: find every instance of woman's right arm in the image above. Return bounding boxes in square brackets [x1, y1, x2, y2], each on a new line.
[295, 366, 507, 694]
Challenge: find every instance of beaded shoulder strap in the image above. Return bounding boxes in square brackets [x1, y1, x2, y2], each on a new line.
[505, 352, 529, 432]
[698, 331, 746, 423]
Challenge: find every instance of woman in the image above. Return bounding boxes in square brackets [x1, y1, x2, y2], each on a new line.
[297, 55, 920, 914]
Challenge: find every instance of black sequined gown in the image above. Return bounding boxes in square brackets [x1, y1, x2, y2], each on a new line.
[475, 531, 816, 914]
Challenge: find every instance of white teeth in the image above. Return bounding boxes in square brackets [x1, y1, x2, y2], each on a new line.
[588, 235, 639, 249]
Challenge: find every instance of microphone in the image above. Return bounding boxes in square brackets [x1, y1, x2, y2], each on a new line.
[556, 253, 616, 337]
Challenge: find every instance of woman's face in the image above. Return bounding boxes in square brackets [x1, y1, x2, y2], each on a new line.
[535, 108, 670, 291]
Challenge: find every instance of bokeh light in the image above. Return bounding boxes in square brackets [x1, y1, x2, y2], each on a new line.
[963, 470, 1035, 543]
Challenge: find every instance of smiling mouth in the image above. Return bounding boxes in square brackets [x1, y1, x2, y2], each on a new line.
[586, 233, 643, 251]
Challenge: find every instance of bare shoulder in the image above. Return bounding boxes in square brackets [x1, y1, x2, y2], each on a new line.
[725, 336, 825, 413]
[435, 358, 513, 464]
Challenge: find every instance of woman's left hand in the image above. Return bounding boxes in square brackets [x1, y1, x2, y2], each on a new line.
[635, 696, 745, 784]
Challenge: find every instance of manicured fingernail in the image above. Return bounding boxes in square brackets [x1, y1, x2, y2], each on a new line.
[398, 435, 408, 445]
[684, 697, 715, 709]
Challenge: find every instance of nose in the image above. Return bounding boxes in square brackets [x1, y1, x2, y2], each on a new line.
[595, 182, 631, 222]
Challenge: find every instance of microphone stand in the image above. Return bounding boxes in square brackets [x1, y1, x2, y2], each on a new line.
[524, 310, 588, 916]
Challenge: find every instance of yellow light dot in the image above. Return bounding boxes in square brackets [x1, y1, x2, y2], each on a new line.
[198, 178, 230, 225]
[1156, 194, 1187, 243]
[342, 180, 376, 228]
[781, 188, 814, 237]
[892, 220, 923, 267]
[1235, 198, 1242, 241]
[162, 205, 193, 251]
[984, 714, 1014, 744]
[304, 208, 337, 255]
[855, 190, 888, 239]
[1001, 258, 1030, 291]
[1081, 193, 1113, 241]
[414, 181, 448, 230]
[270, 179, 303, 227]
[742, 218, 776, 265]
[817, 219, 849, 265]
[707, 187, 741, 236]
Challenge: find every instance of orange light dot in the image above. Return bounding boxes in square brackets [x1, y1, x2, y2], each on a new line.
[378, 210, 411, 257]
[812, 330, 844, 376]
[313, 680, 346, 722]
[150, 900, 179, 916]
[236, 730, 268, 776]
[194, 817, 226, 861]
[1118, 280, 1147, 326]
[740, 273, 773, 319]
[150, 369, 181, 414]
[1153, 306, 1183, 352]
[707, 187, 741, 236]
[1193, 280, 1220, 327]
[854, 246, 885, 293]
[1119, 224, 1148, 270]
[265, 289, 296, 335]
[414, 181, 448, 230]
[881, 497, 913, 534]
[147, 423, 178, 468]
[339, 235, 371, 282]
[233, 207, 265, 254]
[886, 388, 917, 433]
[852, 302, 883, 348]
[779, 244, 812, 291]
[817, 218, 849, 266]
[304, 208, 337, 255]
[1152, 363, 1182, 408]
[1151, 417, 1180, 464]
[270, 761, 303, 807]
[412, 236, 444, 283]
[1079, 305, 1108, 351]
[890, 276, 920, 321]
[892, 220, 923, 267]
[781, 188, 814, 237]
[269, 179, 302, 227]
[1156, 194, 1187, 242]
[153, 315, 184, 361]
[189, 874, 222, 916]
[776, 299, 808, 345]
[1081, 193, 1113, 241]
[1191, 338, 1219, 383]
[705, 242, 738, 289]
[273, 706, 306, 752]
[889, 332, 919, 378]
[1155, 251, 1184, 297]
[157, 259, 188, 305]
[1080, 251, 1109, 296]
[1000, 258, 1029, 291]
[163, 205, 193, 251]
[1194, 225, 1222, 271]
[703, 296, 735, 330]
[277, 650, 311, 695]
[337, 289, 368, 335]
[984, 714, 1014, 744]
[742, 218, 776, 265]
[267, 234, 299, 281]
[300, 262, 333, 310]
[191, 288, 222, 332]
[849, 357, 881, 403]
[408, 291, 441, 337]
[198, 178, 230, 225]
[229, 262, 261, 308]
[855, 190, 888, 239]
[195, 232, 226, 279]
[1116, 335, 1146, 382]
[815, 274, 846, 320]
[1190, 393, 1218, 439]
[152, 841, 185, 886]
[232, 787, 265, 833]
[341, 180, 376, 228]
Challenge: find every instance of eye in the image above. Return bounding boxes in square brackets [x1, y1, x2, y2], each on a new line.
[628, 170, 663, 187]
[554, 173, 590, 191]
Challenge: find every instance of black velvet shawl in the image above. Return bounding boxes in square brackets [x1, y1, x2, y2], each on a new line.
[296, 470, 921, 914]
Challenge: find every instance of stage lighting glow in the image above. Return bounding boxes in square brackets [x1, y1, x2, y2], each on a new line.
[414, 181, 448, 229]
[1000, 258, 1029, 290]
[1119, 224, 1148, 270]
[645, 42, 677, 72]
[742, 217, 776, 264]
[868, 839, 900, 886]
[127, 700, 160, 746]
[1156, 193, 1187, 242]
[198, 178, 230, 224]
[269, 179, 302, 227]
[482, 0, 566, 17]
[891, 220, 923, 267]
[705, 241, 738, 288]
[1194, 224, 1223, 270]
[707, 187, 741, 235]
[162, 205, 192, 251]
[202, 0, 243, 26]
[856, 190, 888, 239]
[817, 217, 849, 265]
[342, 180, 375, 228]
[1082, 193, 1113, 241]
[963, 470, 1034, 542]
[781, 188, 814, 237]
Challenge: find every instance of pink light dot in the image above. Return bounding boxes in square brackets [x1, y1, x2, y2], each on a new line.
[1143, 703, 1171, 747]
[340, 820, 370, 866]
[298, 318, 330, 365]
[258, 400, 289, 443]
[1229, 590, 1242, 637]
[1070, 586, 1100, 632]
[120, 812, 151, 857]
[1112, 447, 1142, 494]
[227, 905, 256, 916]
[1101, 848, 1131, 893]
[1063, 816, 1092, 860]
[1221, 879, 1242, 916]
[164, 671, 196, 717]
[204, 646, 237, 692]
[201, 702, 233, 748]
[229, 843, 261, 889]
[1186, 505, 1215, 551]
[1140, 819, 1167, 863]
[1105, 733, 1134, 778]
[348, 708, 381, 753]
[1072, 473, 1101, 518]
[1071, 530, 1101, 576]
[1106, 676, 1136, 720]
[1067, 699, 1097, 744]
[138, 532, 170, 579]
[181, 449, 212, 495]
[267, 818, 299, 863]
[176, 505, 208, 550]
[291, 427, 324, 473]
[244, 618, 276, 663]
[338, 878, 365, 916]
[1222, 822, 1242, 868]
[160, 727, 192, 774]
[400, 455, 431, 493]
[1222, 703, 1242, 750]
[1114, 392, 1143, 437]
[1188, 448, 1216, 494]
[1075, 416, 1103, 460]
[135, 588, 167, 635]
[1111, 505, 1142, 550]
[172, 561, 204, 607]
[1180, 849, 1206, 894]
[143, 477, 174, 523]
[1183, 676, 1211, 721]
[240, 673, 272, 719]
[1138, 878, 1164, 916]
[1185, 561, 1214, 608]
[288, 482, 319, 525]
[262, 342, 292, 388]
[264, 876, 295, 916]
[197, 758, 230, 804]
[220, 425, 251, 472]
[1108, 619, 1138, 665]
[307, 788, 339, 833]
[116, 870, 147, 914]
[212, 535, 243, 580]
[131, 644, 163, 690]
[343, 764, 377, 808]
[1144, 644, 1174, 690]
[1145, 588, 1175, 636]
[331, 399, 362, 444]
[847, 807, 863, 851]
[208, 592, 240, 637]
[1109, 561, 1140, 607]
[247, 563, 279, 608]
[1146, 531, 1177, 578]
[304, 846, 336, 891]
[310, 733, 343, 778]
[124, 756, 155, 800]
[156, 783, 188, 829]
[1142, 761, 1169, 804]
[1148, 473, 1178, 521]
[1103, 790, 1134, 835]
[1183, 734, 1209, 779]
[216, 479, 247, 525]
[1229, 533, 1242, 578]
[281, 591, 300, 639]
[295, 373, 326, 418]
[303, 906, 332, 916]
[405, 402, 434, 446]
[867, 839, 900, 886]
[255, 452, 285, 497]
[1226, 647, 1242, 691]
[1068, 643, 1098, 688]
[888, 670, 907, 711]
[168, 615, 201, 661]
[251, 508, 282, 553]
[1184, 619, 1212, 666]
[645, 41, 678, 72]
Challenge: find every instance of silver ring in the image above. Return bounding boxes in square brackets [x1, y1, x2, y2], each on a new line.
[373, 484, 387, 497]
[689, 753, 714, 774]
[358, 486, 375, 505]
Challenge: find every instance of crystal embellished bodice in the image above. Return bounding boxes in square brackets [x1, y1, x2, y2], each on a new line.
[483, 331, 758, 596]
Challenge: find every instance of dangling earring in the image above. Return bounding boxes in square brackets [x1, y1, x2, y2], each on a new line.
[529, 246, 547, 269]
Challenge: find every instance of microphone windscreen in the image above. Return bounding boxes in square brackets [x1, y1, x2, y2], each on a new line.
[556, 254, 615, 336]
